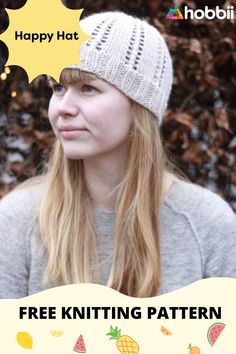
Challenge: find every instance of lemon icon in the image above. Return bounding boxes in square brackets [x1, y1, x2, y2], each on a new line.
[16, 331, 33, 349]
[50, 330, 64, 337]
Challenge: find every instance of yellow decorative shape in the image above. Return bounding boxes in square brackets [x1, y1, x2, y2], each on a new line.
[16, 331, 33, 349]
[50, 330, 64, 337]
[0, 0, 90, 82]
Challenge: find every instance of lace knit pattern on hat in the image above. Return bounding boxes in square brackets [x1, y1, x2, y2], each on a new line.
[69, 11, 173, 124]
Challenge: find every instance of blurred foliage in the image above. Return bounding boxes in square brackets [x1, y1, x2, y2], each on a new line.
[0, 0, 235, 210]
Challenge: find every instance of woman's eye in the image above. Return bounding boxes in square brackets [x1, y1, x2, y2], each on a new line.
[81, 84, 97, 94]
[52, 84, 66, 94]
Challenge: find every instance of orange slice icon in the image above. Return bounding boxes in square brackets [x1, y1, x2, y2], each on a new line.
[161, 326, 172, 336]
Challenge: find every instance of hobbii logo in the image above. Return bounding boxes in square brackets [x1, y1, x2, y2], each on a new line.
[166, 5, 235, 20]
[185, 5, 235, 20]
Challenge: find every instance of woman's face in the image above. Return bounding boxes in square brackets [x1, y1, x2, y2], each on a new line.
[48, 74, 133, 160]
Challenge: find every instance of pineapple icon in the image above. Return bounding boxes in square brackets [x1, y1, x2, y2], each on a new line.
[106, 326, 139, 354]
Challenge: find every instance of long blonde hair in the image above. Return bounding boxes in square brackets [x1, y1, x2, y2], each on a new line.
[36, 69, 186, 297]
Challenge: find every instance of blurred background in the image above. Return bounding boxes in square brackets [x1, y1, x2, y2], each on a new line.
[0, 0, 235, 211]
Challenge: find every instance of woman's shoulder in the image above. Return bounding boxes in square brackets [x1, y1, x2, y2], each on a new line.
[164, 177, 235, 233]
[0, 180, 44, 220]
[167, 178, 234, 211]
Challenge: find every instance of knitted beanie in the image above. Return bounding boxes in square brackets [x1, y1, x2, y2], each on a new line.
[69, 12, 173, 125]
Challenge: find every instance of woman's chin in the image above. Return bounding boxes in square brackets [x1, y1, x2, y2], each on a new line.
[62, 148, 95, 160]
[61, 148, 82, 160]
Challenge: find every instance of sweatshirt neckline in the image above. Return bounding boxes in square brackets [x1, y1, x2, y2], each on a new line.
[94, 179, 184, 216]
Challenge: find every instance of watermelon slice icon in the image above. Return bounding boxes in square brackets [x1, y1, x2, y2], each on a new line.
[207, 322, 225, 346]
[73, 334, 86, 353]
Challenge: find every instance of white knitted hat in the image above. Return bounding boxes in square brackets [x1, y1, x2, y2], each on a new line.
[69, 11, 173, 125]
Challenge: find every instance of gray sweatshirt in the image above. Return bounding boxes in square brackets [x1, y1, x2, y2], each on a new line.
[0, 180, 235, 299]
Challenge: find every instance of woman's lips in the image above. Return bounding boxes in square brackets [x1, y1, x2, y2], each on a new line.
[59, 127, 88, 139]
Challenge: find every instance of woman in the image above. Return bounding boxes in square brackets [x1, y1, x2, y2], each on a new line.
[0, 12, 235, 299]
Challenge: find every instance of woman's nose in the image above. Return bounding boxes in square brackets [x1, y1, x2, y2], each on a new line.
[58, 90, 79, 117]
